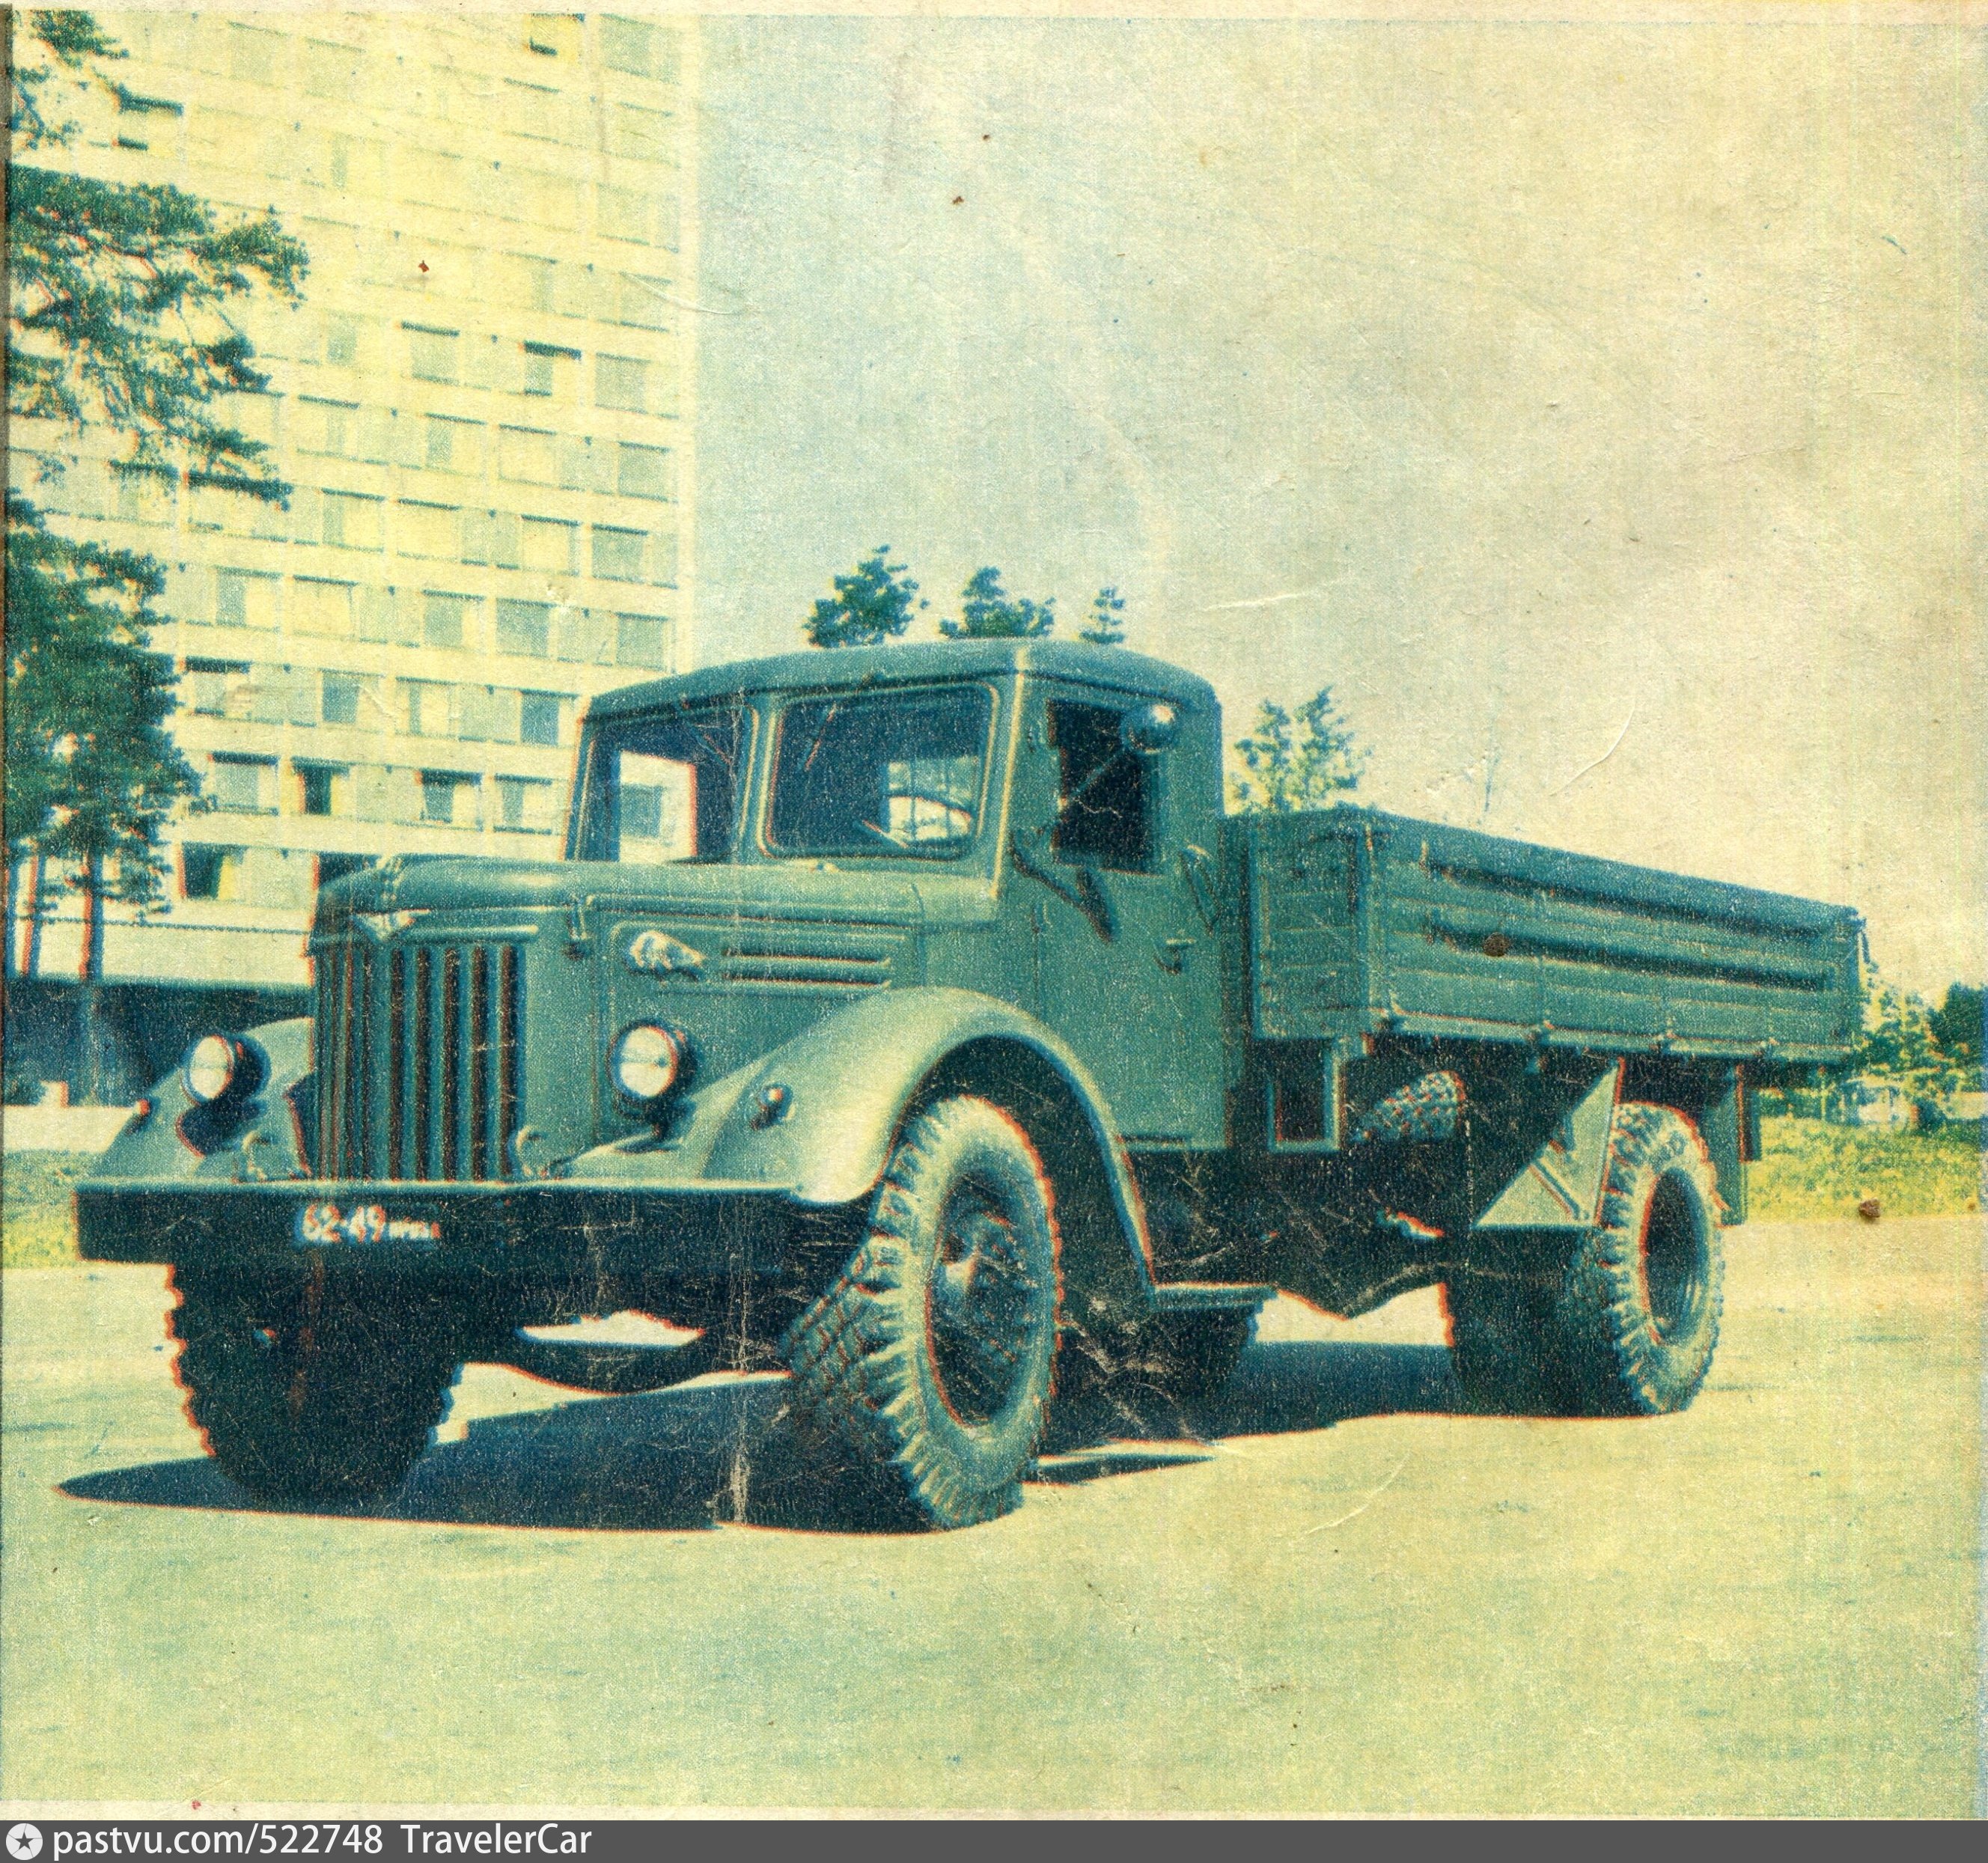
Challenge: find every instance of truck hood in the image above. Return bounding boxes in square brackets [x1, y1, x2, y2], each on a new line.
[318, 856, 929, 933]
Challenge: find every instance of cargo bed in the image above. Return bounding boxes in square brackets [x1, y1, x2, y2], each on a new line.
[1237, 808, 1860, 1063]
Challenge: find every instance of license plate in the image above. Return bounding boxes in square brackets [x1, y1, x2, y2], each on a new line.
[295, 1201, 443, 1247]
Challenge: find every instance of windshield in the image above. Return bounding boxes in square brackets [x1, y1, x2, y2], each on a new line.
[767, 686, 993, 859]
[575, 706, 748, 863]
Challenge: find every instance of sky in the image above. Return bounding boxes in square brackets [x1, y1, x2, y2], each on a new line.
[692, 14, 1984, 997]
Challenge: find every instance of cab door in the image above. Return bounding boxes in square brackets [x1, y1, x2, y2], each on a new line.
[1013, 686, 1225, 1146]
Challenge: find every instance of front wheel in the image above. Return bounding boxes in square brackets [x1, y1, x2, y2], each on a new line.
[170, 1268, 460, 1501]
[780, 1096, 1061, 1528]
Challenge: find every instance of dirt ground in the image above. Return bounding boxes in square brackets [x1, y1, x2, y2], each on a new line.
[1, 1215, 1980, 1814]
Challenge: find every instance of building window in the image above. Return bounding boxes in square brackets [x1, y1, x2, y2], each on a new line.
[525, 14, 579, 58]
[421, 771, 472, 825]
[597, 185, 654, 246]
[228, 23, 278, 84]
[181, 844, 245, 902]
[496, 777, 555, 832]
[291, 578, 353, 638]
[297, 398, 358, 457]
[406, 682, 450, 738]
[314, 852, 374, 890]
[406, 325, 458, 383]
[496, 598, 551, 657]
[325, 314, 359, 368]
[322, 671, 361, 726]
[498, 426, 558, 484]
[216, 573, 266, 628]
[617, 442, 672, 501]
[297, 763, 345, 817]
[607, 103, 671, 164]
[186, 658, 249, 716]
[396, 500, 461, 561]
[522, 516, 578, 576]
[424, 591, 470, 650]
[592, 525, 644, 582]
[304, 40, 361, 99]
[517, 255, 558, 314]
[610, 273, 668, 332]
[615, 613, 669, 670]
[117, 85, 184, 118]
[323, 491, 382, 551]
[601, 15, 662, 77]
[519, 691, 564, 748]
[424, 416, 456, 471]
[211, 755, 275, 814]
[521, 343, 579, 399]
[596, 354, 647, 412]
[112, 463, 173, 525]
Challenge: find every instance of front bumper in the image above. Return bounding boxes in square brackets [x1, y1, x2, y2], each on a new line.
[76, 1177, 794, 1279]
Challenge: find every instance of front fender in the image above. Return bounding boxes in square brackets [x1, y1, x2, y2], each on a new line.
[570, 986, 1156, 1288]
[85, 1017, 314, 1186]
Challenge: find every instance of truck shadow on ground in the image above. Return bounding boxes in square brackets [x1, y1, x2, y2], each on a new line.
[61, 1338, 1463, 1537]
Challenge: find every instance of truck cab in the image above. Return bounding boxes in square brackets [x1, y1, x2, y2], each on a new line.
[561, 639, 1229, 1151]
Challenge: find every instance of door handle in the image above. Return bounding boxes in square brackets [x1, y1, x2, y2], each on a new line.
[1157, 936, 1196, 973]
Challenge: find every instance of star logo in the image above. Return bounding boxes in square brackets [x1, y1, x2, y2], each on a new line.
[8, 1825, 44, 1861]
[626, 930, 706, 977]
[356, 909, 422, 942]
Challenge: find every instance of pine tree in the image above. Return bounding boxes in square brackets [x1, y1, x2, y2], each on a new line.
[940, 567, 1056, 639]
[7, 10, 308, 1099]
[1079, 587, 1126, 647]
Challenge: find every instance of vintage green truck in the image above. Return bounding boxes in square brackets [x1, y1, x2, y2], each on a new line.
[81, 640, 1862, 1527]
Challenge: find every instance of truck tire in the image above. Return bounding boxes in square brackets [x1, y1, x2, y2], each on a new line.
[169, 1268, 460, 1501]
[779, 1096, 1061, 1528]
[1555, 1101, 1725, 1415]
[1445, 1102, 1725, 1416]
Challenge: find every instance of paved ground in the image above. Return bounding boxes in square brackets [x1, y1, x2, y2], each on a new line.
[1, 1217, 1980, 1814]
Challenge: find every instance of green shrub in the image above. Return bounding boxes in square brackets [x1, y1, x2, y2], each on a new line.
[1, 1152, 93, 1268]
[1748, 1117, 1984, 1222]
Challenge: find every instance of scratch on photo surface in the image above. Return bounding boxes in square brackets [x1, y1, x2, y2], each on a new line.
[1552, 705, 1636, 798]
[1295, 1454, 1408, 1543]
[1201, 586, 1338, 613]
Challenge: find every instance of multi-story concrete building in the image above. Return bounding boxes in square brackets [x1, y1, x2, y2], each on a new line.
[10, 12, 697, 1092]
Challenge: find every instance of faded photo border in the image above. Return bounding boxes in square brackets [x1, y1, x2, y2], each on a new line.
[3, 0, 1983, 1822]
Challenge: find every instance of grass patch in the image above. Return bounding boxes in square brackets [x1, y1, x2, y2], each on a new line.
[1749, 1117, 1984, 1222]
[2, 1151, 94, 1268]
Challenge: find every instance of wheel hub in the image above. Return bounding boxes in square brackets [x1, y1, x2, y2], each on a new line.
[927, 1183, 1043, 1426]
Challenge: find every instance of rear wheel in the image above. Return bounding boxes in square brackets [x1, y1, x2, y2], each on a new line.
[1557, 1102, 1725, 1414]
[170, 1267, 460, 1501]
[1445, 1101, 1725, 1417]
[780, 1096, 1061, 1528]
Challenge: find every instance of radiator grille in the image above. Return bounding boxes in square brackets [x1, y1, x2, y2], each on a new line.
[316, 941, 522, 1180]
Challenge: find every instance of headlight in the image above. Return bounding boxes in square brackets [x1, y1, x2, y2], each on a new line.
[183, 1034, 245, 1104]
[611, 1023, 687, 1106]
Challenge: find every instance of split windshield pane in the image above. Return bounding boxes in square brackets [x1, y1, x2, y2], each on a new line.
[768, 687, 993, 859]
[579, 706, 746, 862]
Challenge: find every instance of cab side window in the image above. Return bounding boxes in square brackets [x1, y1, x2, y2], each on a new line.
[1048, 699, 1153, 873]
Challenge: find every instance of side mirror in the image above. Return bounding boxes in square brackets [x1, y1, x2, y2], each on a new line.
[1120, 700, 1183, 757]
